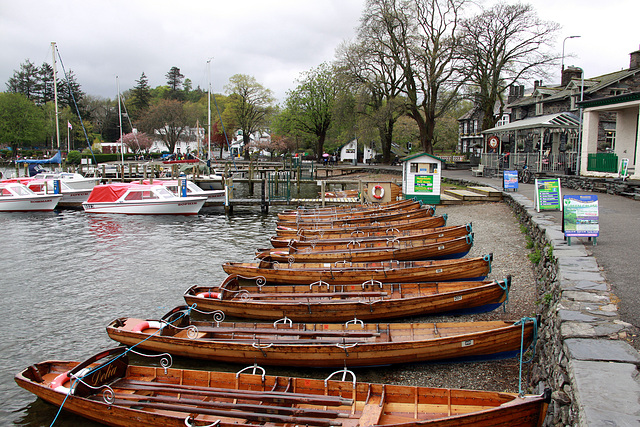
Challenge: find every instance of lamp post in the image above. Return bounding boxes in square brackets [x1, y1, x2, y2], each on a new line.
[562, 35, 581, 72]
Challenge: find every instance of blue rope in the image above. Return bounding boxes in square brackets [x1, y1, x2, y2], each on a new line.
[48, 304, 196, 426]
[498, 277, 510, 313]
[514, 316, 539, 396]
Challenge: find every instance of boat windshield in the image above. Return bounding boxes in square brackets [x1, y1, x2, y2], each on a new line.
[153, 187, 176, 199]
[9, 185, 34, 196]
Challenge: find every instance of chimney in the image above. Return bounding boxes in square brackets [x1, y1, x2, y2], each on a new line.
[630, 45, 640, 69]
[562, 66, 583, 86]
[534, 80, 540, 89]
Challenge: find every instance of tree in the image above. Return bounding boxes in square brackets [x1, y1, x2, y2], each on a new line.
[458, 3, 560, 131]
[166, 66, 184, 100]
[284, 63, 338, 161]
[0, 93, 47, 154]
[5, 60, 41, 102]
[118, 131, 154, 153]
[138, 99, 188, 153]
[129, 72, 152, 119]
[358, 0, 466, 154]
[337, 15, 406, 164]
[224, 74, 275, 160]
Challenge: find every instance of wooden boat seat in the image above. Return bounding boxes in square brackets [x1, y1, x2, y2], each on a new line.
[360, 394, 384, 426]
[246, 291, 388, 299]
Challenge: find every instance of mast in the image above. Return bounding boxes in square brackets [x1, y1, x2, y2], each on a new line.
[51, 42, 61, 151]
[207, 58, 212, 163]
[117, 76, 124, 167]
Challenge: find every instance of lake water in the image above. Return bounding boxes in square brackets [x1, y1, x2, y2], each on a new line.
[1, 207, 282, 426]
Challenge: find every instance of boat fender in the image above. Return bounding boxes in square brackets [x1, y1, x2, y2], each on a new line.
[50, 368, 91, 394]
[132, 320, 165, 332]
[196, 292, 222, 299]
[372, 185, 385, 200]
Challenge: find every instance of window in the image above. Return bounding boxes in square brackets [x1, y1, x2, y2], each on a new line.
[603, 130, 616, 151]
[535, 97, 543, 115]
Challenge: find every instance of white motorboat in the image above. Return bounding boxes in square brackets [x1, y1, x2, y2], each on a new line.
[21, 179, 92, 206]
[32, 172, 100, 190]
[82, 183, 206, 215]
[0, 182, 62, 212]
[141, 179, 225, 203]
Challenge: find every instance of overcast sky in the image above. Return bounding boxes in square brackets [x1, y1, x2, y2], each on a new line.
[1, 0, 637, 104]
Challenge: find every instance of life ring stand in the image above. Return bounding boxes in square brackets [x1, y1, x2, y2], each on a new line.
[372, 185, 385, 200]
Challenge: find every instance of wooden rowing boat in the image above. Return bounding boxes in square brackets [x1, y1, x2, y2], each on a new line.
[16, 347, 551, 426]
[106, 307, 537, 368]
[222, 255, 492, 285]
[184, 274, 509, 321]
[256, 234, 474, 263]
[270, 224, 472, 248]
[277, 199, 424, 221]
[276, 207, 433, 228]
[280, 199, 417, 216]
[275, 215, 447, 238]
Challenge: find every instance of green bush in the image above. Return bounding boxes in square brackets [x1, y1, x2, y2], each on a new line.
[66, 150, 82, 164]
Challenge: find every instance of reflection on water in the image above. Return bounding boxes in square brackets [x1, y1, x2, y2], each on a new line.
[0, 208, 278, 426]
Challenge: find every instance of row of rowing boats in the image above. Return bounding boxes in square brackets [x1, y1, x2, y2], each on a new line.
[15, 199, 550, 426]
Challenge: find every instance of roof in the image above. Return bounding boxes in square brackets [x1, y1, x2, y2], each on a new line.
[507, 68, 640, 108]
[482, 112, 580, 134]
[579, 91, 640, 109]
[400, 152, 445, 163]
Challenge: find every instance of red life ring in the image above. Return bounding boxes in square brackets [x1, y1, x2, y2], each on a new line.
[372, 185, 385, 200]
[50, 367, 90, 394]
[196, 292, 221, 299]
[132, 320, 164, 332]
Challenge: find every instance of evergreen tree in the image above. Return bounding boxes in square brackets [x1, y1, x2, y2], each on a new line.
[166, 66, 184, 100]
[6, 60, 40, 102]
[130, 72, 152, 119]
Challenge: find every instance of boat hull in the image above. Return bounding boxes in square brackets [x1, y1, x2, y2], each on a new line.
[107, 318, 536, 368]
[0, 194, 62, 211]
[222, 255, 493, 285]
[257, 234, 473, 263]
[82, 199, 205, 215]
[184, 275, 509, 322]
[15, 355, 550, 427]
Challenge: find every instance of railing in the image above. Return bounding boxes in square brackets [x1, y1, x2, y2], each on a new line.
[480, 152, 578, 176]
[587, 153, 618, 173]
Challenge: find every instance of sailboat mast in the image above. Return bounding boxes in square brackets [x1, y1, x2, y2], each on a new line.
[117, 76, 124, 166]
[51, 42, 61, 151]
[207, 58, 212, 163]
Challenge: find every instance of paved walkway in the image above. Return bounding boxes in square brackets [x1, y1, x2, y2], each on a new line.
[443, 169, 640, 335]
[443, 169, 640, 425]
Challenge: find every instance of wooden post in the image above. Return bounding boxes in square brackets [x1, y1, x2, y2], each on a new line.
[297, 166, 301, 196]
[274, 167, 279, 196]
[224, 177, 233, 214]
[321, 180, 326, 208]
[128, 163, 132, 180]
[248, 161, 254, 196]
[261, 178, 268, 214]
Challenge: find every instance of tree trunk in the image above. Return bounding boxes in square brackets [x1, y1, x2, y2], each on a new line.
[316, 132, 326, 163]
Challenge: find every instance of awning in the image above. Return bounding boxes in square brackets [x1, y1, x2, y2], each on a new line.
[482, 112, 580, 134]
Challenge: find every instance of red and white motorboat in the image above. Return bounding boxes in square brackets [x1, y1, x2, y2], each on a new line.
[141, 179, 225, 203]
[0, 182, 62, 212]
[82, 183, 206, 215]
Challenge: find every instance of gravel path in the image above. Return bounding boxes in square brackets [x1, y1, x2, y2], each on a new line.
[350, 202, 539, 393]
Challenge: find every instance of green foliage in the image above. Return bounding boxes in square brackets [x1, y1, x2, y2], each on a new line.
[529, 247, 542, 265]
[0, 92, 47, 153]
[543, 293, 553, 304]
[66, 150, 82, 164]
[525, 236, 534, 249]
[519, 224, 529, 234]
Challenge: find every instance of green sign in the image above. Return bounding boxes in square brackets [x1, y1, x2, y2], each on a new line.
[414, 175, 434, 193]
[535, 178, 562, 212]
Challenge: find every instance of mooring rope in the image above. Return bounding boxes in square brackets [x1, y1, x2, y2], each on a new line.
[49, 304, 197, 426]
[514, 316, 539, 396]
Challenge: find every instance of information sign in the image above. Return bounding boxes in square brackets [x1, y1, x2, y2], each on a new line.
[503, 170, 518, 191]
[563, 195, 599, 239]
[535, 178, 562, 212]
[414, 175, 434, 193]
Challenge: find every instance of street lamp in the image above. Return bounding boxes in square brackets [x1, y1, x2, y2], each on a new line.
[562, 35, 581, 72]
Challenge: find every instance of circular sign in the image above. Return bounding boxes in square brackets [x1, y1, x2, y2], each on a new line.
[488, 136, 499, 149]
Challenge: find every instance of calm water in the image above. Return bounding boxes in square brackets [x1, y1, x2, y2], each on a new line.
[1, 207, 280, 426]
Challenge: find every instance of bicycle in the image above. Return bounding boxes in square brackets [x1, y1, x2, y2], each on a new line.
[517, 161, 533, 184]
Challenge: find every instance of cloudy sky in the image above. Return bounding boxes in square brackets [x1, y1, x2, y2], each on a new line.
[1, 0, 637, 103]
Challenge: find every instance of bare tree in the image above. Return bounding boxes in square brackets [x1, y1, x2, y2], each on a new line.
[358, 0, 466, 154]
[458, 2, 560, 131]
[336, 28, 406, 163]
